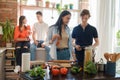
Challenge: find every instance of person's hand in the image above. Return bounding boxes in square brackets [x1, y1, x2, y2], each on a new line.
[41, 43, 45, 48]
[72, 52, 77, 61]
[49, 40, 53, 44]
[27, 30, 32, 35]
[52, 34, 61, 41]
[24, 38, 30, 41]
[56, 40, 60, 46]
[75, 45, 82, 51]
[34, 40, 38, 46]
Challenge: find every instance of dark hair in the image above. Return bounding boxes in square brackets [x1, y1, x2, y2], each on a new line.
[36, 11, 42, 16]
[54, 10, 71, 37]
[19, 16, 27, 32]
[80, 9, 91, 17]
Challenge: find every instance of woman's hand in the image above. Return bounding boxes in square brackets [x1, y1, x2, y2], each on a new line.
[49, 34, 61, 44]
[27, 30, 31, 34]
[52, 34, 61, 41]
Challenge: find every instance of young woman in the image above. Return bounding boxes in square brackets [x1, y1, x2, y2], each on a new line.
[14, 16, 31, 73]
[46, 10, 73, 60]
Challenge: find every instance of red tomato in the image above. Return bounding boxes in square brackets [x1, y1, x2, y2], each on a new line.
[52, 68, 60, 76]
[60, 67, 68, 75]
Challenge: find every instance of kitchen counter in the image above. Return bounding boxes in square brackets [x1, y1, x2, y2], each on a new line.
[0, 48, 6, 54]
[20, 70, 120, 80]
[0, 48, 6, 80]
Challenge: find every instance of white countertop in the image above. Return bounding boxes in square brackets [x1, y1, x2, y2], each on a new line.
[0, 47, 45, 54]
[0, 48, 6, 54]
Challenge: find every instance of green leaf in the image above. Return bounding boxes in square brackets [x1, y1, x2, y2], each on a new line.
[28, 66, 45, 78]
[117, 30, 120, 39]
[1, 19, 14, 42]
[84, 61, 97, 74]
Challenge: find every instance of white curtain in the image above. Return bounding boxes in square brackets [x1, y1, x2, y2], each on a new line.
[95, 0, 115, 62]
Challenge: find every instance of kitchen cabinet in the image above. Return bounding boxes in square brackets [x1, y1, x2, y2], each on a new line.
[5, 48, 15, 72]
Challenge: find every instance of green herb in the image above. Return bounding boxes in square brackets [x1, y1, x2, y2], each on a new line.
[28, 66, 45, 79]
[0, 19, 14, 43]
[70, 66, 81, 74]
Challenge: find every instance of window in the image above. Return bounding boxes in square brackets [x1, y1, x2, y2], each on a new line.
[115, 0, 120, 46]
[20, 0, 79, 31]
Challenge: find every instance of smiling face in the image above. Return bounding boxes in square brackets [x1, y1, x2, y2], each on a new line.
[80, 9, 91, 24]
[62, 14, 71, 25]
[36, 14, 42, 22]
[22, 18, 27, 24]
[81, 15, 90, 23]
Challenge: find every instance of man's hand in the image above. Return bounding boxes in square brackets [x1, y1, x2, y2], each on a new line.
[75, 45, 82, 51]
[41, 43, 45, 48]
[34, 40, 38, 46]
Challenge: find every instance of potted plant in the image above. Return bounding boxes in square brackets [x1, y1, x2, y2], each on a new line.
[56, 3, 62, 14]
[116, 30, 120, 46]
[45, 0, 50, 8]
[2, 19, 14, 47]
[69, 3, 73, 9]
[21, 0, 28, 5]
[64, 4, 68, 10]
[36, 0, 43, 7]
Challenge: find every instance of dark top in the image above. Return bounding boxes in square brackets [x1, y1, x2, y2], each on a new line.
[72, 24, 98, 47]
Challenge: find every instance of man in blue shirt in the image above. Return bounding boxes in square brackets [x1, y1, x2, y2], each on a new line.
[72, 9, 99, 67]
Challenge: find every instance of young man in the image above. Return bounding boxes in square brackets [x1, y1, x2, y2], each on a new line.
[72, 9, 99, 67]
[30, 11, 51, 61]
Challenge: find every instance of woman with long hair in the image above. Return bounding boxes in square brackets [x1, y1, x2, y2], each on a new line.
[14, 16, 31, 73]
[46, 10, 73, 60]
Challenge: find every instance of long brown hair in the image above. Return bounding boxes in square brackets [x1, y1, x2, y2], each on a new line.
[54, 10, 71, 37]
[19, 16, 27, 32]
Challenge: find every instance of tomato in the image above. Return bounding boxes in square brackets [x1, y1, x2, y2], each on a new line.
[60, 67, 68, 75]
[51, 68, 60, 76]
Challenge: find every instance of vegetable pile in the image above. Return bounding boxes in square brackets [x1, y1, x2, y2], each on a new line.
[70, 66, 82, 74]
[29, 66, 45, 79]
[51, 65, 68, 76]
[84, 61, 97, 74]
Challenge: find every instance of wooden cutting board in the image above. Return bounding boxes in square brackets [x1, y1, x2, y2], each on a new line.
[48, 60, 75, 63]
[47, 62, 72, 68]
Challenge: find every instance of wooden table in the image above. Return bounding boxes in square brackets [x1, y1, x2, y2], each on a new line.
[20, 70, 120, 80]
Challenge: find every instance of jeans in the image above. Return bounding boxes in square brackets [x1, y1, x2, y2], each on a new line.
[15, 41, 30, 66]
[30, 40, 51, 61]
[57, 48, 70, 60]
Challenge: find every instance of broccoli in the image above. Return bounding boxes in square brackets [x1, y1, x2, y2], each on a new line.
[84, 61, 97, 74]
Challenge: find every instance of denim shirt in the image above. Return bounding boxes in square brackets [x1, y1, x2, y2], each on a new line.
[46, 25, 73, 60]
